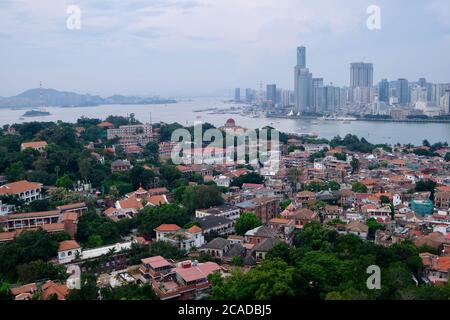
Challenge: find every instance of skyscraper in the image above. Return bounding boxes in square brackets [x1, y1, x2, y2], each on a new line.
[297, 46, 306, 69]
[396, 79, 410, 105]
[443, 88, 450, 114]
[245, 88, 253, 103]
[294, 67, 313, 114]
[418, 78, 427, 88]
[312, 78, 324, 112]
[350, 63, 374, 88]
[266, 84, 277, 105]
[378, 79, 390, 103]
[294, 46, 312, 114]
[234, 88, 241, 101]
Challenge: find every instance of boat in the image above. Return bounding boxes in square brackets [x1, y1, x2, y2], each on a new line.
[22, 109, 51, 117]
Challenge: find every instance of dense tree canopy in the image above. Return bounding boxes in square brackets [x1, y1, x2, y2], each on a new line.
[210, 223, 431, 300]
[235, 213, 262, 236]
[182, 185, 224, 214]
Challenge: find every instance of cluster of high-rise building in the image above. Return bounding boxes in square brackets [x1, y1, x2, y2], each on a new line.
[234, 46, 450, 117]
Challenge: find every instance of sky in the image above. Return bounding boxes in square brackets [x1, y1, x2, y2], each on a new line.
[0, 0, 449, 97]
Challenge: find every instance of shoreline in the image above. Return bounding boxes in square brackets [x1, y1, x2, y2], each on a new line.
[266, 114, 450, 124]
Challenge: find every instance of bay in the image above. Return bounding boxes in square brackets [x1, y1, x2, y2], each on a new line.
[0, 97, 449, 145]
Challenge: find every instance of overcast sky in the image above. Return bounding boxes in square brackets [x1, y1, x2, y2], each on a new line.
[1, 0, 449, 97]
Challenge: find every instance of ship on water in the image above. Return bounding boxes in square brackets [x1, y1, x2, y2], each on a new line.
[22, 109, 51, 117]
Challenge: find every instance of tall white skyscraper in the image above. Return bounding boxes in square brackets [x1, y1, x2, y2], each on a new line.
[294, 46, 313, 114]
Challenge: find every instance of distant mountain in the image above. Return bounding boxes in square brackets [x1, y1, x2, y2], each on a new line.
[0, 88, 177, 108]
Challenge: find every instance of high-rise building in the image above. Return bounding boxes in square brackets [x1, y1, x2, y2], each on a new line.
[245, 88, 253, 103]
[443, 88, 450, 114]
[266, 84, 277, 105]
[281, 90, 291, 107]
[297, 46, 306, 69]
[378, 79, 390, 103]
[294, 67, 313, 114]
[323, 85, 344, 114]
[350, 63, 373, 88]
[294, 46, 313, 114]
[234, 88, 241, 101]
[396, 79, 410, 105]
[411, 85, 428, 105]
[312, 78, 324, 112]
[418, 78, 427, 88]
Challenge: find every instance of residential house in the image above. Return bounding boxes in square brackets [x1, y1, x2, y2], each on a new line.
[0, 180, 43, 203]
[155, 224, 205, 251]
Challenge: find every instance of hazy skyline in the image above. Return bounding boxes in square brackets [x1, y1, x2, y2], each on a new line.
[1, 0, 449, 97]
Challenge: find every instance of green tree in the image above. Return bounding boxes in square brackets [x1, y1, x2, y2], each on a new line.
[56, 175, 73, 189]
[445, 153, 450, 162]
[149, 241, 186, 260]
[182, 185, 224, 214]
[235, 213, 262, 236]
[351, 182, 368, 193]
[379, 195, 390, 204]
[137, 204, 191, 236]
[5, 162, 25, 181]
[17, 260, 66, 284]
[230, 172, 264, 188]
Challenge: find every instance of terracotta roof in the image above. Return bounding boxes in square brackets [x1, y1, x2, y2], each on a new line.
[21, 141, 47, 149]
[10, 283, 37, 296]
[41, 281, 68, 300]
[147, 195, 169, 206]
[117, 196, 143, 211]
[148, 187, 169, 195]
[5, 210, 59, 220]
[186, 225, 202, 233]
[0, 231, 16, 242]
[141, 256, 172, 268]
[61, 212, 78, 222]
[56, 202, 86, 211]
[0, 180, 42, 195]
[97, 121, 114, 128]
[155, 224, 181, 232]
[42, 223, 65, 232]
[269, 218, 290, 225]
[58, 240, 81, 252]
[173, 262, 221, 283]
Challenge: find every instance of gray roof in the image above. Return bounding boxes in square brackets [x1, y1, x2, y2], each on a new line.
[195, 215, 233, 230]
[224, 243, 245, 258]
[245, 226, 278, 238]
[198, 205, 240, 215]
[202, 237, 230, 250]
[252, 238, 281, 252]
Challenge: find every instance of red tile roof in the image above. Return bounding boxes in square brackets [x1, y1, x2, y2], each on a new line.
[186, 225, 202, 233]
[155, 224, 181, 232]
[141, 256, 172, 269]
[58, 240, 80, 252]
[0, 180, 42, 195]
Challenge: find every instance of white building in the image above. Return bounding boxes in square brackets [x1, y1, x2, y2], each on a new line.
[154, 224, 205, 251]
[0, 180, 42, 203]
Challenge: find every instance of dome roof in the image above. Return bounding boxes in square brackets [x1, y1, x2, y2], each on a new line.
[225, 118, 236, 127]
